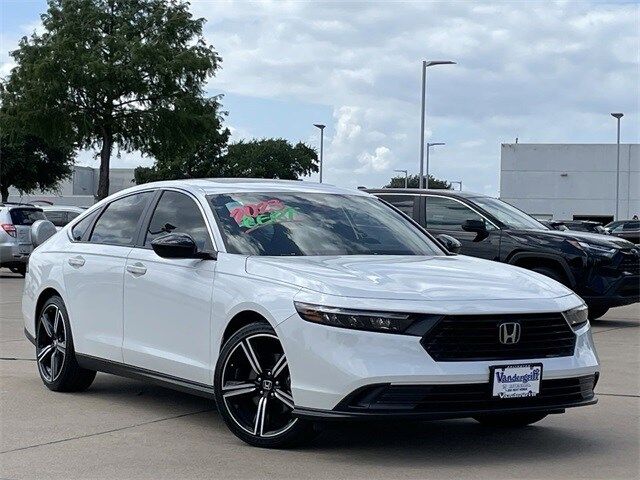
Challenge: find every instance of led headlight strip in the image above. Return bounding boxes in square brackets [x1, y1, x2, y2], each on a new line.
[294, 302, 417, 334]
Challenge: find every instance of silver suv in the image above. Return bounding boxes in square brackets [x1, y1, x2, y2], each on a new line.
[0, 203, 46, 276]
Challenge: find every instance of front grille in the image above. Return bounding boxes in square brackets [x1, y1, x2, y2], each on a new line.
[341, 375, 596, 413]
[421, 313, 576, 361]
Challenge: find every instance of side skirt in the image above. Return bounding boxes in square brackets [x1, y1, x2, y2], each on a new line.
[75, 354, 216, 400]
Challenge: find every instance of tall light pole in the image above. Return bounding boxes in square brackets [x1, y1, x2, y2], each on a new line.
[313, 124, 326, 183]
[425, 142, 445, 188]
[394, 169, 408, 188]
[611, 113, 623, 220]
[419, 60, 456, 190]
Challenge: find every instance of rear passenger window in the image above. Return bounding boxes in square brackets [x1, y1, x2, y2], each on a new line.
[145, 191, 212, 250]
[379, 195, 415, 218]
[425, 196, 487, 231]
[71, 210, 100, 241]
[90, 192, 153, 246]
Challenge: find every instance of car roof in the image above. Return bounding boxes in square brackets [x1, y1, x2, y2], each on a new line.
[41, 205, 85, 212]
[114, 179, 370, 197]
[365, 188, 487, 199]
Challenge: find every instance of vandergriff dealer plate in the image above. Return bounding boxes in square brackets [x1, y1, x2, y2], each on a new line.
[491, 363, 543, 399]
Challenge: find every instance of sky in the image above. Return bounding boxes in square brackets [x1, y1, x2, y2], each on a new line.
[1, 0, 638, 195]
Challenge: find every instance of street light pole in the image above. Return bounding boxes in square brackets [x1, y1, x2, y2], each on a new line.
[394, 169, 408, 188]
[425, 142, 445, 188]
[313, 124, 326, 183]
[611, 113, 623, 220]
[419, 60, 456, 190]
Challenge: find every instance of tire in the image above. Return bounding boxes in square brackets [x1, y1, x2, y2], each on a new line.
[214, 322, 317, 448]
[35, 295, 96, 392]
[587, 306, 609, 321]
[530, 266, 566, 286]
[473, 413, 548, 427]
[9, 265, 26, 276]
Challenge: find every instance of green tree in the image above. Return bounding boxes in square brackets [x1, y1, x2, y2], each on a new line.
[385, 174, 451, 189]
[0, 88, 74, 202]
[4, 0, 228, 200]
[135, 138, 318, 184]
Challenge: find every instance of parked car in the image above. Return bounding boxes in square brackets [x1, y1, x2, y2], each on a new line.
[540, 220, 568, 231]
[23, 180, 599, 448]
[605, 220, 640, 244]
[557, 220, 609, 235]
[368, 188, 640, 320]
[41, 205, 85, 230]
[0, 203, 46, 276]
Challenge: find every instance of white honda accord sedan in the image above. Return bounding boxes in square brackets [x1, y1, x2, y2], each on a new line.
[23, 179, 599, 447]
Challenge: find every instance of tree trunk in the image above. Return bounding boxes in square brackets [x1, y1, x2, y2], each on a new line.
[96, 127, 113, 200]
[0, 184, 9, 203]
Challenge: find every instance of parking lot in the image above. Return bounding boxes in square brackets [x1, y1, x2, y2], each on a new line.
[0, 272, 638, 480]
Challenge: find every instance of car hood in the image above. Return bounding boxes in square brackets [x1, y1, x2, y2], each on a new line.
[511, 228, 634, 249]
[245, 255, 573, 301]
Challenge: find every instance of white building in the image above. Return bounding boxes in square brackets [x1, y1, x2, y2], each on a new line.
[8, 166, 136, 206]
[500, 143, 639, 222]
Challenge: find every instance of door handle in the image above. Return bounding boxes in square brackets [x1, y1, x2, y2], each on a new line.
[126, 262, 147, 276]
[68, 256, 85, 268]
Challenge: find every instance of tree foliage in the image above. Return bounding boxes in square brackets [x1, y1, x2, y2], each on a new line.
[4, 0, 228, 199]
[135, 138, 318, 184]
[386, 174, 451, 189]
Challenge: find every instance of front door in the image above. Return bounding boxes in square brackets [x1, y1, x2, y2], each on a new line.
[423, 195, 501, 260]
[123, 190, 216, 384]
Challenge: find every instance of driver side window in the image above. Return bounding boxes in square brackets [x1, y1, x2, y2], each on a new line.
[425, 196, 492, 231]
[145, 191, 213, 251]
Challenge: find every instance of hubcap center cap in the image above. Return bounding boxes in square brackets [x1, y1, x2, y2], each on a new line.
[261, 379, 273, 391]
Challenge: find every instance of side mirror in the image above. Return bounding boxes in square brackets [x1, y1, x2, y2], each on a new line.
[151, 233, 215, 260]
[436, 234, 461, 254]
[462, 219, 487, 233]
[31, 220, 57, 247]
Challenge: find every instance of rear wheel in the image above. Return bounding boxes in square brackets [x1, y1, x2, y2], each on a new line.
[473, 413, 548, 427]
[214, 322, 316, 448]
[36, 296, 96, 392]
[9, 265, 26, 276]
[587, 306, 609, 320]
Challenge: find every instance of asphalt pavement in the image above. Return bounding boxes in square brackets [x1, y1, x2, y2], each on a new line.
[1, 272, 638, 479]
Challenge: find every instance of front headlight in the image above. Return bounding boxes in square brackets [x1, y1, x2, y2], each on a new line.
[294, 302, 417, 334]
[570, 240, 617, 258]
[563, 304, 589, 329]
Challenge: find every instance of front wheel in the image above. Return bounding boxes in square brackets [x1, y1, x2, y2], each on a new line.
[214, 322, 317, 448]
[473, 412, 548, 427]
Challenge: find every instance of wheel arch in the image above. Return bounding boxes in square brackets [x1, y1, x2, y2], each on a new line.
[507, 252, 576, 288]
[34, 287, 63, 331]
[220, 310, 270, 350]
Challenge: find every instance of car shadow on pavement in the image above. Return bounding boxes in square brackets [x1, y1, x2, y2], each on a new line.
[305, 419, 608, 466]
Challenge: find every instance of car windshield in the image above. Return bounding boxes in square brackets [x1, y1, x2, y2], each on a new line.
[471, 197, 548, 230]
[209, 192, 443, 256]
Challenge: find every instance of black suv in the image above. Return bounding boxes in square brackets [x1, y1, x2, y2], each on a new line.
[368, 189, 640, 320]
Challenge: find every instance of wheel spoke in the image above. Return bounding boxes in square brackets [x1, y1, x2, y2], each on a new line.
[272, 354, 287, 378]
[241, 340, 262, 375]
[222, 382, 257, 398]
[50, 350, 59, 379]
[53, 308, 61, 335]
[56, 340, 66, 354]
[273, 389, 295, 410]
[37, 344, 54, 363]
[40, 314, 54, 338]
[254, 396, 268, 436]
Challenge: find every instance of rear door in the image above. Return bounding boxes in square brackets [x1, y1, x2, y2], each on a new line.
[9, 207, 46, 255]
[123, 189, 216, 383]
[422, 195, 501, 260]
[62, 192, 154, 361]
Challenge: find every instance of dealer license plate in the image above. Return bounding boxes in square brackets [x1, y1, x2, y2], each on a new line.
[491, 363, 543, 399]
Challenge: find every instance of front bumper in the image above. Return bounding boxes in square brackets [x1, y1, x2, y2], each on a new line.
[294, 374, 598, 421]
[579, 249, 640, 308]
[277, 294, 600, 412]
